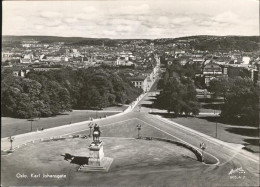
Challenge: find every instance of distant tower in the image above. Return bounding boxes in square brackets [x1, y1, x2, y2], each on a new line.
[132, 42, 138, 52]
[150, 43, 154, 51]
[65, 49, 69, 56]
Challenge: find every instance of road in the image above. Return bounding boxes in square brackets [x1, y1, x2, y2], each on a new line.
[1, 78, 259, 186]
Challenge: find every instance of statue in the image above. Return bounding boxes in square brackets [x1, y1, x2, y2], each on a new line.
[78, 123, 113, 172]
[92, 124, 101, 144]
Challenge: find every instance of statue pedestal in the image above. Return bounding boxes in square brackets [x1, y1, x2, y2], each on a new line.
[78, 141, 113, 172]
[88, 142, 104, 166]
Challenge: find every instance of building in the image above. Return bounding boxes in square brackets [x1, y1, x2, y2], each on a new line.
[242, 56, 250, 64]
[33, 67, 61, 72]
[202, 62, 226, 86]
[141, 69, 154, 81]
[20, 58, 32, 64]
[11, 67, 31, 77]
[116, 57, 135, 67]
[21, 40, 39, 48]
[150, 43, 154, 51]
[129, 76, 149, 92]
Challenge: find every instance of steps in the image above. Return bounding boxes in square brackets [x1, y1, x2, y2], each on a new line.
[78, 157, 113, 172]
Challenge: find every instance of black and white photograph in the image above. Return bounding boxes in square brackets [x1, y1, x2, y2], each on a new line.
[1, 0, 259, 186]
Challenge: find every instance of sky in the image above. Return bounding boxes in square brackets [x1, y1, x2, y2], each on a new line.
[2, 0, 259, 39]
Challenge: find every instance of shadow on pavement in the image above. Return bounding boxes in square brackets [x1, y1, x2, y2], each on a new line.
[243, 139, 260, 146]
[225, 128, 259, 137]
[141, 103, 154, 108]
[61, 153, 89, 165]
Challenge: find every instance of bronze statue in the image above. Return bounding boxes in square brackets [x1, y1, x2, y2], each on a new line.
[92, 124, 101, 144]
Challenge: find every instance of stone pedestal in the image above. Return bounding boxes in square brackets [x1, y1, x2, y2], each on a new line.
[88, 142, 104, 166]
[78, 141, 113, 172]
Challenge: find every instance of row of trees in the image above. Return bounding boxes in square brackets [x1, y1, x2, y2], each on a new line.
[208, 77, 259, 126]
[1, 74, 71, 118]
[1, 67, 142, 119]
[155, 62, 200, 116]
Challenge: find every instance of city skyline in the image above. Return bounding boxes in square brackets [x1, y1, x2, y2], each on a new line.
[2, 0, 259, 39]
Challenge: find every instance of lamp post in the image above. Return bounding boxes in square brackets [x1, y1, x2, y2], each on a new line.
[28, 118, 35, 132]
[8, 136, 14, 150]
[204, 89, 207, 103]
[200, 142, 206, 162]
[88, 123, 93, 137]
[215, 104, 221, 138]
[215, 120, 218, 138]
[136, 124, 142, 139]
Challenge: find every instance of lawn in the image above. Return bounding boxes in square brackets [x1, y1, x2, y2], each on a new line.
[2, 128, 258, 186]
[73, 118, 177, 140]
[1, 109, 123, 138]
[1, 138, 201, 186]
[165, 116, 259, 153]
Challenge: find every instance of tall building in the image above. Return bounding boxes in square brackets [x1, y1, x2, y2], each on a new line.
[150, 43, 154, 51]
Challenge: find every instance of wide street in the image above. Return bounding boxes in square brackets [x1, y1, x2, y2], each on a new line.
[1, 79, 259, 186]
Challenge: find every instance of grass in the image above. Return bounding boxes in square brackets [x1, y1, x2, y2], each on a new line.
[2, 130, 259, 186]
[164, 116, 259, 153]
[0, 137, 204, 186]
[73, 118, 177, 140]
[1, 110, 121, 138]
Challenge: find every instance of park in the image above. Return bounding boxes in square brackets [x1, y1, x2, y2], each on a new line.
[1, 113, 259, 186]
[1, 75, 259, 186]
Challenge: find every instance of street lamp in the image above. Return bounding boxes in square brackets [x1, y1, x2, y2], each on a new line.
[136, 124, 142, 139]
[215, 106, 220, 138]
[88, 123, 93, 137]
[200, 142, 206, 162]
[28, 118, 35, 132]
[215, 117, 218, 138]
[8, 136, 14, 151]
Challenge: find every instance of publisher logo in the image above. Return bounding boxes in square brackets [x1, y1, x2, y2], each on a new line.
[228, 167, 246, 180]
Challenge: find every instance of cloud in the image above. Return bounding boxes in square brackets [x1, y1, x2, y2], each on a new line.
[83, 6, 98, 13]
[45, 20, 62, 27]
[63, 17, 79, 24]
[2, 0, 259, 38]
[171, 17, 193, 25]
[75, 11, 104, 21]
[35, 25, 44, 30]
[212, 12, 239, 24]
[157, 16, 169, 25]
[113, 4, 150, 15]
[40, 11, 62, 19]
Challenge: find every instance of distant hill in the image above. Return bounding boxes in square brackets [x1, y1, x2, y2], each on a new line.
[191, 36, 260, 52]
[154, 35, 260, 52]
[2, 35, 152, 46]
[2, 35, 260, 51]
[2, 35, 110, 45]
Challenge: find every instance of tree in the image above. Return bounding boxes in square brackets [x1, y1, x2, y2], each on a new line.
[155, 68, 199, 116]
[220, 77, 259, 126]
[1, 75, 71, 118]
[2, 67, 142, 118]
[208, 77, 230, 100]
[46, 80, 71, 114]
